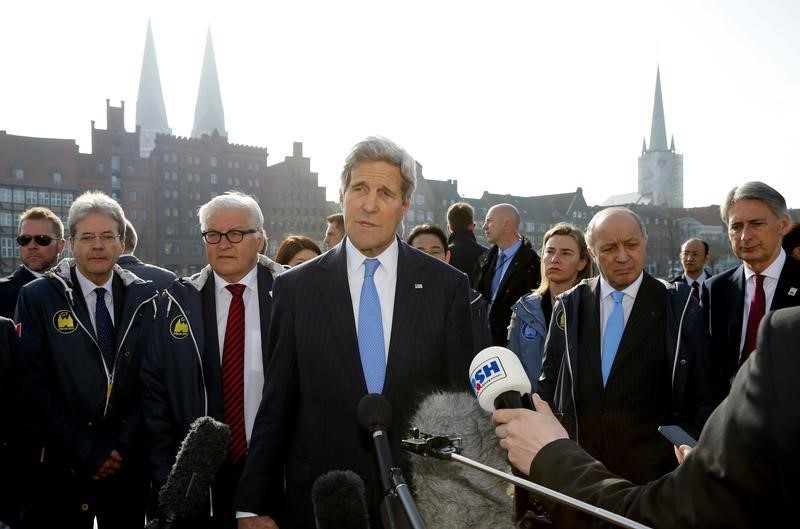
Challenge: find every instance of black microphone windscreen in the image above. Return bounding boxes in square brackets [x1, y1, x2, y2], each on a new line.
[158, 416, 230, 520]
[312, 470, 371, 529]
[410, 391, 514, 529]
[357, 393, 392, 431]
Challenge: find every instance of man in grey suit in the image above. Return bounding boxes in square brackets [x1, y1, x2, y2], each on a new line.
[117, 220, 176, 290]
[538, 207, 718, 487]
[235, 137, 474, 529]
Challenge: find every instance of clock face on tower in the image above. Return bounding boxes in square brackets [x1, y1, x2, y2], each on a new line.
[657, 158, 667, 168]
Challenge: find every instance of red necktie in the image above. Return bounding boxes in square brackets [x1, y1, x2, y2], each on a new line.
[740, 274, 765, 366]
[222, 283, 247, 463]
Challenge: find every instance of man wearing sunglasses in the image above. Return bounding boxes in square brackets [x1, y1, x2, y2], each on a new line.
[142, 191, 285, 529]
[0, 207, 65, 319]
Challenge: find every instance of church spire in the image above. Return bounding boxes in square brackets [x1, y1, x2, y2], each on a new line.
[191, 27, 226, 139]
[648, 66, 668, 152]
[136, 18, 170, 157]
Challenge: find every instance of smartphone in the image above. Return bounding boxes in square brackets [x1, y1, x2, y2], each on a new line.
[658, 425, 698, 448]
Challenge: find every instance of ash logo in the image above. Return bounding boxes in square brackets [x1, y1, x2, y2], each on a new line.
[53, 310, 77, 334]
[170, 316, 189, 339]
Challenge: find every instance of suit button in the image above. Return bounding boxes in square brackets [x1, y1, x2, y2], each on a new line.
[124, 351, 130, 358]
[680, 359, 687, 365]
[87, 421, 93, 427]
[81, 503, 90, 512]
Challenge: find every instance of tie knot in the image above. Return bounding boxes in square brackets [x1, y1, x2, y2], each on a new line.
[94, 287, 107, 301]
[496, 251, 507, 268]
[363, 259, 380, 278]
[611, 291, 624, 304]
[226, 283, 245, 297]
[753, 274, 764, 287]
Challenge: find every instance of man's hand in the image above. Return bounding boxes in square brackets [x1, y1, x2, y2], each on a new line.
[92, 449, 123, 480]
[493, 394, 569, 474]
[674, 444, 693, 464]
[238, 515, 279, 529]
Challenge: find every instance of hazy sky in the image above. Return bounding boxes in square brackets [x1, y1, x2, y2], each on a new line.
[3, 0, 799, 207]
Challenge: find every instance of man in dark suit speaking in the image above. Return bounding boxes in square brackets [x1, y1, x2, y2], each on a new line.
[494, 306, 800, 529]
[235, 137, 474, 529]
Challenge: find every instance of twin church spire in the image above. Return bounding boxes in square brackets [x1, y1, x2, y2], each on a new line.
[135, 19, 226, 157]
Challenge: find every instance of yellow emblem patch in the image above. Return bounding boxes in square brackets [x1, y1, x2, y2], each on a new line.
[557, 310, 566, 330]
[170, 316, 189, 339]
[53, 310, 77, 334]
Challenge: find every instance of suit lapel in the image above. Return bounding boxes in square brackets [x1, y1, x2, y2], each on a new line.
[201, 277, 222, 413]
[727, 266, 746, 351]
[318, 242, 365, 392]
[256, 265, 274, 367]
[609, 274, 665, 380]
[582, 278, 603, 391]
[771, 255, 800, 310]
[383, 242, 424, 396]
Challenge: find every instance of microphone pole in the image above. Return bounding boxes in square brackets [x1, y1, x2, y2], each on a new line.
[403, 430, 651, 529]
[358, 394, 427, 529]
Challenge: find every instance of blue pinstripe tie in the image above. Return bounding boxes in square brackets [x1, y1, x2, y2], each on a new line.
[358, 259, 386, 393]
[94, 288, 115, 368]
[601, 291, 624, 387]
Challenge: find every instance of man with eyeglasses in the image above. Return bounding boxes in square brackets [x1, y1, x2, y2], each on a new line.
[141, 191, 284, 529]
[14, 191, 157, 528]
[0, 207, 66, 319]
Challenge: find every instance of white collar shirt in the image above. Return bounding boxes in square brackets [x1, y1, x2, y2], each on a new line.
[739, 249, 786, 352]
[599, 272, 644, 346]
[75, 267, 115, 330]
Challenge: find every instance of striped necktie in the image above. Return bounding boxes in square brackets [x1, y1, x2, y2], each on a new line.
[222, 283, 247, 463]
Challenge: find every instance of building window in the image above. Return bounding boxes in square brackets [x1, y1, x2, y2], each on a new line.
[172, 208, 178, 217]
[39, 191, 49, 206]
[227, 160, 233, 169]
[164, 189, 170, 199]
[164, 171, 170, 181]
[255, 179, 260, 188]
[13, 165, 24, 180]
[234, 161, 240, 169]
[63, 193, 73, 206]
[172, 172, 178, 181]
[163, 153, 170, 162]
[26, 190, 37, 205]
[190, 225, 201, 236]
[141, 209, 147, 220]
[210, 173, 218, 184]
[171, 154, 178, 163]
[97, 162, 105, 173]
[165, 225, 178, 235]
[227, 177, 233, 186]
[255, 162, 260, 171]
[0, 213, 12, 226]
[130, 191, 137, 202]
[194, 156, 200, 165]
[130, 209, 136, 221]
[416, 195, 425, 206]
[111, 155, 121, 171]
[164, 242, 180, 255]
[234, 177, 240, 186]
[1, 237, 14, 258]
[140, 191, 147, 203]
[165, 208, 171, 217]
[172, 190, 178, 199]
[127, 165, 135, 176]
[210, 156, 218, 168]
[52, 171, 62, 184]
[0, 188, 11, 202]
[52, 192, 61, 207]
[14, 189, 24, 203]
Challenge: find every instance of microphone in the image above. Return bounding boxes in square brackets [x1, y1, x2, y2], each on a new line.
[469, 346, 532, 412]
[408, 391, 513, 529]
[146, 416, 231, 529]
[312, 470, 371, 529]
[357, 393, 427, 529]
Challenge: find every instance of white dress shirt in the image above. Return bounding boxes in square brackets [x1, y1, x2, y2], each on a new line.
[684, 270, 709, 290]
[214, 265, 263, 443]
[599, 272, 644, 346]
[346, 237, 399, 360]
[739, 250, 786, 352]
[75, 268, 115, 330]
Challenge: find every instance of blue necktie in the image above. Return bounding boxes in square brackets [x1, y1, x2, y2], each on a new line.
[490, 251, 508, 299]
[94, 287, 115, 368]
[358, 259, 386, 393]
[601, 291, 625, 387]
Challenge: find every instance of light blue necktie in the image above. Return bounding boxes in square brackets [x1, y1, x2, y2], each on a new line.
[358, 259, 386, 393]
[490, 251, 508, 299]
[601, 291, 625, 387]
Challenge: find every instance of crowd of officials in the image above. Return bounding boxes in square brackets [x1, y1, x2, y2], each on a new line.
[1, 134, 799, 529]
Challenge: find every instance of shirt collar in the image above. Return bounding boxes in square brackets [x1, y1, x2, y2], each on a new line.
[599, 271, 644, 300]
[75, 266, 114, 299]
[743, 249, 786, 281]
[213, 264, 259, 296]
[500, 238, 523, 258]
[346, 236, 399, 279]
[24, 265, 44, 278]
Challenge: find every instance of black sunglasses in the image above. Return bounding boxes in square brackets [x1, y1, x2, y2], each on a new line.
[17, 234, 57, 247]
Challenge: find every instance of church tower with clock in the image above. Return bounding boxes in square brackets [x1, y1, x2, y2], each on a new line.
[638, 67, 683, 208]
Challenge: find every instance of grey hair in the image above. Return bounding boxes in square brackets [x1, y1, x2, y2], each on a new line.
[340, 136, 416, 204]
[197, 191, 264, 231]
[585, 207, 648, 249]
[123, 219, 138, 252]
[720, 181, 789, 224]
[67, 191, 126, 238]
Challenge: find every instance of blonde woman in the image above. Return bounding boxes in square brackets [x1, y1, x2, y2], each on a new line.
[507, 223, 591, 389]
